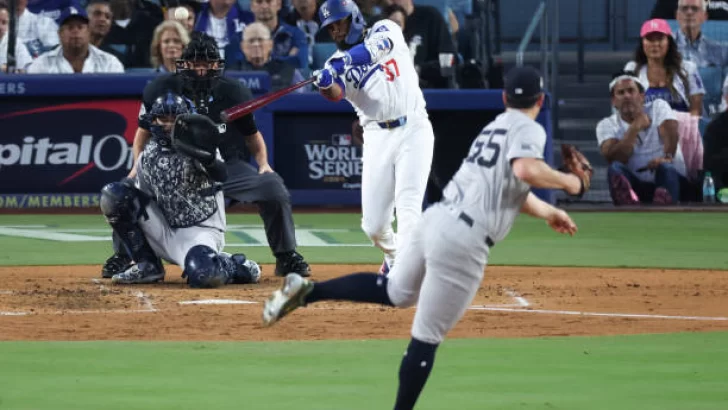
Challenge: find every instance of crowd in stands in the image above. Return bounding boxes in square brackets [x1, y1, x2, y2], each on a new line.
[598, 0, 728, 206]
[0, 0, 476, 89]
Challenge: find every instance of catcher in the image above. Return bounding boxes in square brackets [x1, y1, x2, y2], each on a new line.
[100, 92, 260, 288]
[261, 66, 592, 410]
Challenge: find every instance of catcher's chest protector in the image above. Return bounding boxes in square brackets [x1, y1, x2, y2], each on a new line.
[139, 138, 218, 228]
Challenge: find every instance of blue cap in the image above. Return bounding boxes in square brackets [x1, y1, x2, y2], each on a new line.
[58, 6, 89, 26]
[504, 66, 544, 99]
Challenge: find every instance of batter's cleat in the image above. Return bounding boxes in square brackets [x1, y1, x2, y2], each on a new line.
[111, 261, 165, 284]
[262, 273, 313, 326]
[378, 260, 390, 275]
[101, 253, 133, 279]
[274, 251, 311, 277]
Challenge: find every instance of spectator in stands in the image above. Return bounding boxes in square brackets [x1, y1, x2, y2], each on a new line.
[703, 84, 728, 192]
[104, 0, 163, 68]
[27, 0, 81, 24]
[0, 0, 33, 71]
[283, 0, 332, 68]
[164, 2, 196, 33]
[237, 22, 306, 92]
[673, 0, 728, 68]
[250, 0, 308, 69]
[87, 0, 125, 63]
[150, 20, 189, 73]
[194, 0, 254, 65]
[652, 0, 728, 20]
[26, 7, 124, 73]
[625, 19, 705, 117]
[597, 73, 689, 205]
[16, 0, 60, 59]
[389, 0, 456, 88]
[382, 3, 406, 30]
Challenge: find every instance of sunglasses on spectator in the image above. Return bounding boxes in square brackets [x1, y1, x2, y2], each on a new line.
[678, 5, 701, 13]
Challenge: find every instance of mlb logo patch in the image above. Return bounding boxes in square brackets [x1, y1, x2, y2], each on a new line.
[331, 134, 352, 146]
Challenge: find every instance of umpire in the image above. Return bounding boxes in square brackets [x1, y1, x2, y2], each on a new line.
[102, 32, 310, 279]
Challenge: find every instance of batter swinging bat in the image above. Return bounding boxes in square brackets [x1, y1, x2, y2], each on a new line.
[220, 77, 315, 123]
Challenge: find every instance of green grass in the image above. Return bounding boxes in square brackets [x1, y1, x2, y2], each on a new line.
[1, 332, 727, 410]
[0, 212, 726, 269]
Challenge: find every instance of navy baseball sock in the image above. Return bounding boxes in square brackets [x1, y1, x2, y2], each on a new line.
[394, 338, 439, 410]
[305, 272, 393, 306]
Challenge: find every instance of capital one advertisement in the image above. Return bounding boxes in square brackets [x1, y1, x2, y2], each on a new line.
[0, 99, 139, 207]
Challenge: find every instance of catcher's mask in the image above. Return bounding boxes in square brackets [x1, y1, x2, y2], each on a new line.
[176, 32, 225, 114]
[148, 92, 190, 141]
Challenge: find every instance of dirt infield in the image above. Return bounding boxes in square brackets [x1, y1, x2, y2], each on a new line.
[1, 265, 728, 341]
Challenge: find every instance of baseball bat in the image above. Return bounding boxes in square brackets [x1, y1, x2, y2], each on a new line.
[220, 77, 315, 123]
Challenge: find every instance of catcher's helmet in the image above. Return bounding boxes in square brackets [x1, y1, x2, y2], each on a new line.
[318, 0, 366, 46]
[148, 92, 189, 140]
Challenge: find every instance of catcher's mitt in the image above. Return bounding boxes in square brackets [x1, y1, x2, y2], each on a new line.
[559, 144, 593, 197]
[171, 113, 223, 166]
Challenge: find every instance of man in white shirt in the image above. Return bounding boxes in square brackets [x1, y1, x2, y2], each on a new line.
[596, 72, 689, 205]
[16, 0, 59, 58]
[26, 6, 124, 73]
[0, 0, 33, 71]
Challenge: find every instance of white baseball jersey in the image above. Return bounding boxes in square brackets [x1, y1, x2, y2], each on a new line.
[26, 45, 125, 74]
[0, 35, 34, 70]
[328, 19, 428, 125]
[17, 10, 59, 56]
[440, 109, 546, 242]
[596, 99, 687, 183]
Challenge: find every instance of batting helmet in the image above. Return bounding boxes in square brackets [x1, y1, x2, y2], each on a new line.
[318, 0, 366, 45]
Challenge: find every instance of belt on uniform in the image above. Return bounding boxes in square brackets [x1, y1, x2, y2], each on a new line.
[377, 115, 407, 129]
[457, 211, 495, 248]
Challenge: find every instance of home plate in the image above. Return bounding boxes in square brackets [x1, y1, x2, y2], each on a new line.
[178, 299, 259, 305]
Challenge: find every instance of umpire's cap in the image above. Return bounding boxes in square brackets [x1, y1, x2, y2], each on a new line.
[505, 66, 544, 100]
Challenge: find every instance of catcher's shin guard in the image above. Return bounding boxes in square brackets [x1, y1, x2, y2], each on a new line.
[100, 180, 158, 266]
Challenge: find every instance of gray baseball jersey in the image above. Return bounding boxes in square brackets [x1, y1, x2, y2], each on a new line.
[385, 109, 547, 344]
[440, 109, 547, 242]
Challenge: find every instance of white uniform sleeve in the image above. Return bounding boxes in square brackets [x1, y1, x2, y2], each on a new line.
[16, 40, 33, 70]
[25, 54, 47, 73]
[596, 117, 619, 147]
[106, 55, 125, 73]
[651, 99, 677, 126]
[506, 122, 546, 161]
[683, 61, 705, 96]
[37, 16, 60, 48]
[363, 20, 403, 64]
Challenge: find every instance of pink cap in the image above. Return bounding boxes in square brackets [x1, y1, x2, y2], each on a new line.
[640, 19, 672, 37]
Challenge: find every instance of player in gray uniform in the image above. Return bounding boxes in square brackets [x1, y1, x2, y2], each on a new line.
[261, 67, 590, 410]
[100, 93, 261, 288]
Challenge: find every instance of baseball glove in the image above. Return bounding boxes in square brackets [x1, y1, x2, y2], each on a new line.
[171, 113, 223, 166]
[559, 144, 593, 197]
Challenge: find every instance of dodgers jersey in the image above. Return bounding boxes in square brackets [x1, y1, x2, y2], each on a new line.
[441, 110, 546, 242]
[328, 19, 428, 125]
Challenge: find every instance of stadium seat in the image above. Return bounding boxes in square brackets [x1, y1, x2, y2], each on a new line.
[698, 66, 723, 113]
[700, 21, 728, 43]
[311, 43, 338, 70]
[665, 19, 679, 35]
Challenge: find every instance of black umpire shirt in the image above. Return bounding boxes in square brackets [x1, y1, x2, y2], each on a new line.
[139, 74, 259, 162]
[702, 111, 728, 190]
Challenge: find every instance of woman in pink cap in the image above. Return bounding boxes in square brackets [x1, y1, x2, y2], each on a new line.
[624, 18, 705, 117]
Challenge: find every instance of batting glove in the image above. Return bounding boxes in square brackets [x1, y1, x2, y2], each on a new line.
[313, 68, 335, 89]
[326, 56, 347, 75]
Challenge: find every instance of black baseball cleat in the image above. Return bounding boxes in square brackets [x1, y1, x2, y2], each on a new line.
[101, 253, 133, 279]
[274, 251, 311, 277]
